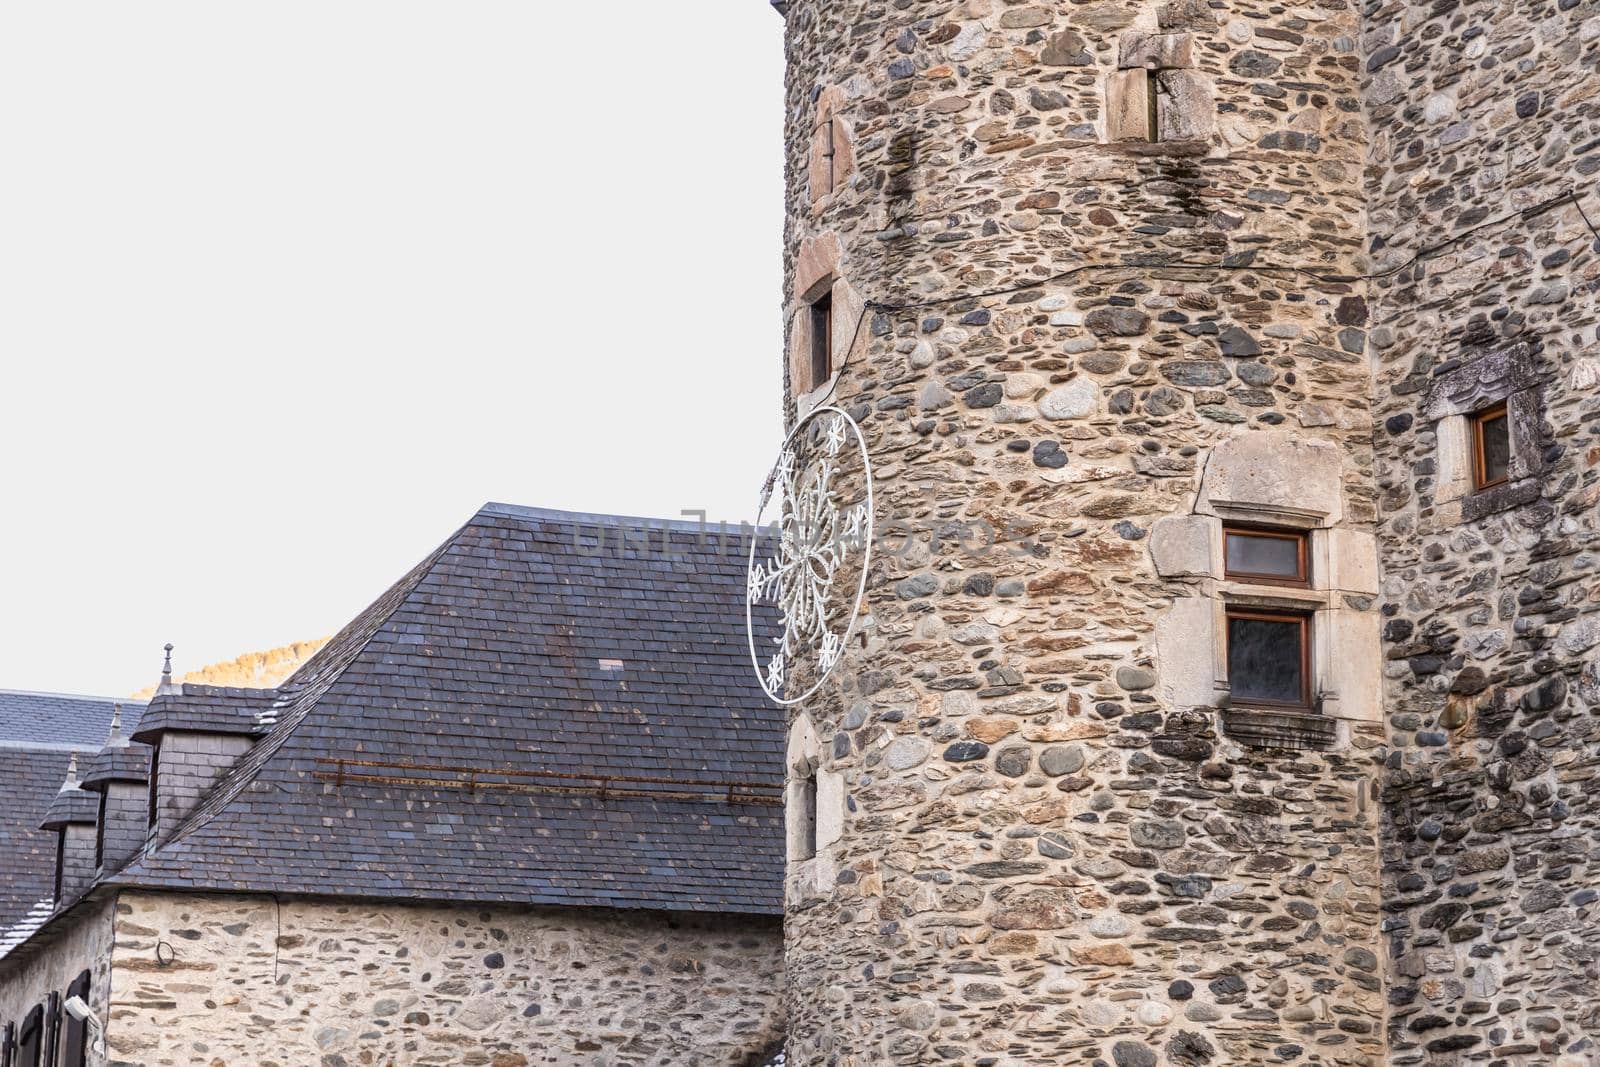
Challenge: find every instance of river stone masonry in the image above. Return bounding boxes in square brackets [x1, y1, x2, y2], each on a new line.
[774, 0, 1600, 1064]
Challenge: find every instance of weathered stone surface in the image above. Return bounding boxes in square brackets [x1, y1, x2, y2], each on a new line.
[0, 892, 783, 1066]
[1040, 378, 1099, 420]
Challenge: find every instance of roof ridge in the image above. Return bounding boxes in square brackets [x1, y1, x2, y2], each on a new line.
[139, 520, 469, 856]
[479, 501, 761, 533]
[0, 688, 145, 704]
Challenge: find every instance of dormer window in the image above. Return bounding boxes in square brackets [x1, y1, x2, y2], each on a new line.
[1471, 403, 1510, 490]
[52, 830, 65, 905]
[93, 794, 107, 871]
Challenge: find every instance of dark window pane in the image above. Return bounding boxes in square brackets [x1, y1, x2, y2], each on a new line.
[1479, 413, 1510, 486]
[1225, 532, 1302, 580]
[809, 292, 832, 387]
[1228, 615, 1306, 706]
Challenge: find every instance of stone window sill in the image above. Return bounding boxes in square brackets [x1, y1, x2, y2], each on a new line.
[1461, 476, 1539, 522]
[1221, 706, 1336, 750]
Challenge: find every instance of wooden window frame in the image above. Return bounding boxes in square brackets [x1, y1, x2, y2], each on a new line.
[1222, 525, 1310, 588]
[1470, 402, 1510, 491]
[1225, 607, 1313, 713]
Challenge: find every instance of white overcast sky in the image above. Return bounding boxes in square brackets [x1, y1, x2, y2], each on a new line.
[0, 3, 788, 696]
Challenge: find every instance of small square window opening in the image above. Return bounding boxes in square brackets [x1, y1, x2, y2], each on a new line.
[1471, 403, 1511, 490]
[1226, 609, 1312, 711]
[1223, 526, 1309, 587]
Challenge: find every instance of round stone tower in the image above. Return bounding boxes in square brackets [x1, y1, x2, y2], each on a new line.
[774, 1, 1389, 1064]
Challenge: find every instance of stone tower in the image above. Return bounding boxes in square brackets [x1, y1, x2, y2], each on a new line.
[772, 0, 1600, 1064]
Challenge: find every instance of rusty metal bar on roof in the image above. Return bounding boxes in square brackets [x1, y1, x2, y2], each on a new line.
[310, 757, 781, 806]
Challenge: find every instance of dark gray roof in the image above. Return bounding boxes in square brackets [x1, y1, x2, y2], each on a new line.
[41, 781, 99, 829]
[80, 743, 150, 789]
[0, 692, 137, 955]
[0, 746, 75, 943]
[114, 504, 785, 915]
[0, 691, 145, 749]
[131, 685, 274, 743]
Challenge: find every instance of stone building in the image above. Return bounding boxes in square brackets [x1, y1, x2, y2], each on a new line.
[0, 504, 787, 1066]
[769, 0, 1599, 1065]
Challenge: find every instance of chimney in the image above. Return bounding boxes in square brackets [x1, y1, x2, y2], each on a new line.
[129, 645, 269, 847]
[39, 755, 99, 906]
[78, 705, 152, 877]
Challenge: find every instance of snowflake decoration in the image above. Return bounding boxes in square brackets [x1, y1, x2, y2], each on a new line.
[746, 406, 874, 705]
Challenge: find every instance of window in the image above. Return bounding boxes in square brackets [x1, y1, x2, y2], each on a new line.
[1146, 70, 1161, 140]
[809, 290, 832, 388]
[147, 741, 161, 831]
[1226, 609, 1312, 711]
[52, 830, 65, 905]
[795, 771, 818, 861]
[1223, 526, 1309, 586]
[60, 974, 89, 1067]
[1471, 403, 1510, 490]
[92, 795, 106, 871]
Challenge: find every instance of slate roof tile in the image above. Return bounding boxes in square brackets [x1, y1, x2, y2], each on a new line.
[113, 504, 785, 915]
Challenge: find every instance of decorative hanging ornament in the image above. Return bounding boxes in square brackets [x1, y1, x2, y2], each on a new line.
[746, 405, 874, 705]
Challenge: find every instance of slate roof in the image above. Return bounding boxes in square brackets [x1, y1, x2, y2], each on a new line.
[113, 504, 786, 915]
[0, 690, 143, 750]
[131, 685, 274, 743]
[0, 694, 142, 957]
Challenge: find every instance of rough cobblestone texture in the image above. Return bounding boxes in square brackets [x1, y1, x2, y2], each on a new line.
[775, 0, 1599, 1064]
[1364, 0, 1600, 1063]
[47, 891, 782, 1067]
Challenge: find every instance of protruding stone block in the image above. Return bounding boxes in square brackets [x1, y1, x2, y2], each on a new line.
[1196, 431, 1344, 525]
[1156, 70, 1214, 141]
[1150, 516, 1216, 578]
[1154, 596, 1220, 711]
[1119, 32, 1193, 69]
[1105, 69, 1152, 141]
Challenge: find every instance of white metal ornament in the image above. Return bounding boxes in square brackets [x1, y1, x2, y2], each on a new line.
[746, 405, 874, 705]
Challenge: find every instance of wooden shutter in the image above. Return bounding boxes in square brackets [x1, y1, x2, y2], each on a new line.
[16, 1005, 41, 1067]
[3, 1021, 16, 1067]
[60, 973, 89, 1067]
[38, 995, 57, 1067]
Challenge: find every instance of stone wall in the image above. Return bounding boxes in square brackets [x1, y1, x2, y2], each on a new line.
[0, 895, 115, 1059]
[1363, 0, 1600, 1063]
[778, 1, 1388, 1064]
[105, 891, 784, 1067]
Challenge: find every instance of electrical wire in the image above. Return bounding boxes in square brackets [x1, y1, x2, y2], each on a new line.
[806, 186, 1598, 410]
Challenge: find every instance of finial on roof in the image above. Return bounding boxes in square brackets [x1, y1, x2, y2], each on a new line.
[105, 702, 129, 749]
[158, 642, 178, 695]
[59, 752, 80, 792]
